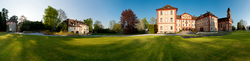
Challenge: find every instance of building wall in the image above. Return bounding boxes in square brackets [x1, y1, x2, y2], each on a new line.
[157, 9, 176, 33]
[68, 25, 89, 34]
[6, 22, 16, 32]
[210, 16, 218, 31]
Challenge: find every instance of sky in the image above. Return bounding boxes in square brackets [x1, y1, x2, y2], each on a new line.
[0, 0, 250, 28]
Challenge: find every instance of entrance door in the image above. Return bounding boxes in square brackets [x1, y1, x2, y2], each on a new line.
[200, 27, 203, 31]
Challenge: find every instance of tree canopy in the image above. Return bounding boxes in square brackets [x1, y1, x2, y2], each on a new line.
[120, 9, 138, 34]
[84, 18, 93, 32]
[142, 17, 148, 29]
[43, 6, 59, 30]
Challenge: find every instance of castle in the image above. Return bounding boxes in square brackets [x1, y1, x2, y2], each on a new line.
[156, 4, 232, 33]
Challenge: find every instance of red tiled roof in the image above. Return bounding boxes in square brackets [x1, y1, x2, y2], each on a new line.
[157, 4, 177, 10]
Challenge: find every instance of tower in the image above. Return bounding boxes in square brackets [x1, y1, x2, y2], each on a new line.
[227, 7, 231, 19]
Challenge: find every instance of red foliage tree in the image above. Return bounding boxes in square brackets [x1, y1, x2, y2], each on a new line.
[120, 9, 138, 34]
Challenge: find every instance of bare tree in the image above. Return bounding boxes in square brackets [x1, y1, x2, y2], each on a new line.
[240, 19, 247, 29]
[57, 9, 67, 26]
[109, 20, 115, 30]
[136, 19, 145, 31]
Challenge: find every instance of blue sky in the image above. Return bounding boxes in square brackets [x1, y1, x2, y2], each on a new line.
[0, 0, 249, 28]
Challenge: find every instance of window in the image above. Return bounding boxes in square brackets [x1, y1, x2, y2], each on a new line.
[183, 24, 184, 26]
[171, 11, 173, 15]
[160, 26, 162, 30]
[176, 24, 177, 26]
[189, 24, 190, 26]
[189, 20, 190, 22]
[171, 26, 173, 30]
[160, 18, 162, 22]
[186, 24, 187, 26]
[165, 18, 168, 22]
[179, 24, 180, 26]
[165, 11, 168, 15]
[165, 26, 168, 30]
[160, 11, 162, 15]
[170, 18, 173, 22]
[183, 20, 184, 22]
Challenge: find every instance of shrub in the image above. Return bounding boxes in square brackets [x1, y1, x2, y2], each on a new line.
[148, 25, 154, 34]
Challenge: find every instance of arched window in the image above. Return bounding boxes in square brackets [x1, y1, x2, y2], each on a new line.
[171, 11, 173, 15]
[160, 11, 162, 15]
[160, 26, 162, 30]
[160, 18, 162, 22]
[170, 18, 173, 22]
[165, 18, 168, 22]
[165, 11, 168, 15]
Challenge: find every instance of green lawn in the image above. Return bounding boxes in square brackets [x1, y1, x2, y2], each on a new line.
[0, 31, 250, 61]
[91, 33, 141, 35]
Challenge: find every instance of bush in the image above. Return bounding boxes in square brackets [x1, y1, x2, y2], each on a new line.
[148, 25, 154, 34]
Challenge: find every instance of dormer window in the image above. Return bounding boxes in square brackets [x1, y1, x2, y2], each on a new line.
[168, 7, 170, 8]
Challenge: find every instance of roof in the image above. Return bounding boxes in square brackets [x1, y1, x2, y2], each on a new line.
[64, 19, 88, 27]
[7, 19, 16, 22]
[218, 17, 229, 21]
[156, 4, 177, 10]
[192, 16, 198, 20]
[197, 11, 217, 20]
[227, 7, 230, 12]
[176, 15, 181, 19]
[176, 13, 197, 20]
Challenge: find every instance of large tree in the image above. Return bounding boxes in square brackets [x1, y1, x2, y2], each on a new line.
[0, 8, 8, 31]
[83, 18, 93, 32]
[239, 19, 247, 30]
[237, 22, 241, 30]
[113, 23, 121, 33]
[94, 20, 102, 31]
[120, 9, 138, 34]
[57, 9, 67, 25]
[149, 17, 157, 25]
[136, 19, 145, 31]
[109, 20, 115, 30]
[10, 15, 18, 23]
[43, 6, 59, 31]
[18, 15, 27, 24]
[142, 17, 148, 29]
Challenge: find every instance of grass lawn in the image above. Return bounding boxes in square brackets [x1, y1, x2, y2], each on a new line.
[0, 31, 250, 61]
[91, 33, 141, 35]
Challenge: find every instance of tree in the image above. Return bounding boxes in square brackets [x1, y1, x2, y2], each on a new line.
[0, 8, 8, 31]
[232, 26, 236, 31]
[59, 22, 67, 31]
[136, 19, 145, 31]
[142, 17, 148, 29]
[94, 20, 102, 32]
[57, 9, 67, 25]
[113, 23, 121, 33]
[237, 22, 241, 30]
[84, 18, 93, 32]
[18, 15, 27, 24]
[239, 19, 247, 30]
[10, 15, 18, 23]
[120, 9, 138, 34]
[43, 6, 59, 31]
[149, 17, 157, 25]
[109, 20, 115, 30]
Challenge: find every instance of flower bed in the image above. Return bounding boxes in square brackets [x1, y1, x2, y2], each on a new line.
[182, 32, 231, 38]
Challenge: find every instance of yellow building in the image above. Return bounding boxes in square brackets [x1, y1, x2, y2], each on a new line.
[156, 4, 231, 33]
